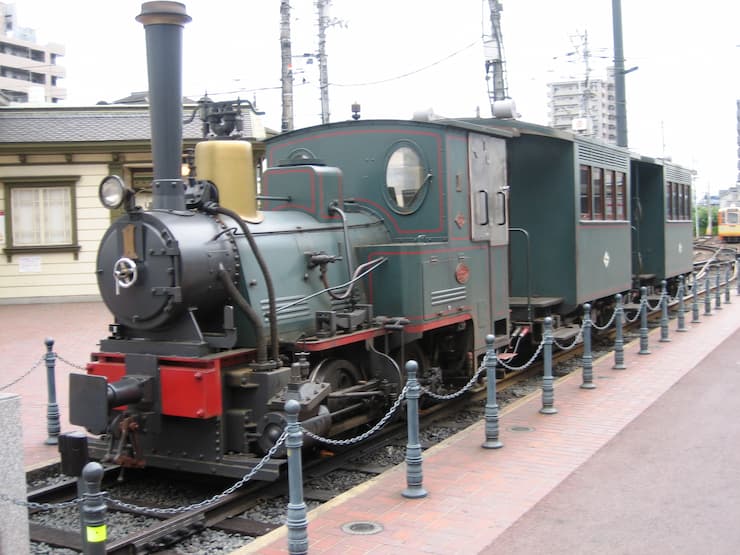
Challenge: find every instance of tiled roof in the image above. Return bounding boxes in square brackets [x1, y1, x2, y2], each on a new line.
[0, 105, 263, 144]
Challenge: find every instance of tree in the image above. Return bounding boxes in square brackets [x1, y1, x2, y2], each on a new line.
[693, 205, 718, 237]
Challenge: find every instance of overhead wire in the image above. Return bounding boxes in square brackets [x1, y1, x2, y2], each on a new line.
[329, 39, 480, 88]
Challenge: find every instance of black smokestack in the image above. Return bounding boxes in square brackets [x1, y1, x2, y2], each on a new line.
[136, 1, 191, 210]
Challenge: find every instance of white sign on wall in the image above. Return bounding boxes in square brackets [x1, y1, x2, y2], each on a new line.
[18, 256, 42, 273]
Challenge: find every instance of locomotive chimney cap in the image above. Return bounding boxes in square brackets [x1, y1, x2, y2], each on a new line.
[136, 1, 191, 26]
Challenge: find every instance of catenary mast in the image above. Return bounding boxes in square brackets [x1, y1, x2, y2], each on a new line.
[484, 0, 515, 118]
[612, 0, 628, 147]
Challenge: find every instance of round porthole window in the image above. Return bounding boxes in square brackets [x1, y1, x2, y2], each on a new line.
[385, 143, 429, 213]
[288, 148, 316, 162]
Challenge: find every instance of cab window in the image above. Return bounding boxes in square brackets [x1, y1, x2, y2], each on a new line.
[385, 144, 427, 213]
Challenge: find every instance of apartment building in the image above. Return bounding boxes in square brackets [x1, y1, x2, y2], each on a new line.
[0, 2, 65, 103]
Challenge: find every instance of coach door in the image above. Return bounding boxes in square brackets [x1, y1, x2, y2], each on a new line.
[469, 133, 508, 246]
[468, 132, 510, 346]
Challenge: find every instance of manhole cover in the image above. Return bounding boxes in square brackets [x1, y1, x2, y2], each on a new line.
[508, 425, 535, 432]
[341, 521, 384, 535]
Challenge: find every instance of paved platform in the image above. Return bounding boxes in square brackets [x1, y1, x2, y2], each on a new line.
[0, 301, 112, 470]
[238, 297, 740, 555]
[3, 297, 740, 553]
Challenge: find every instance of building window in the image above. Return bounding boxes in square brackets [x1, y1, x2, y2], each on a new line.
[2, 178, 80, 261]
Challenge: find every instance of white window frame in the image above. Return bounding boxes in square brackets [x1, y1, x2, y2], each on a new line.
[3, 177, 80, 261]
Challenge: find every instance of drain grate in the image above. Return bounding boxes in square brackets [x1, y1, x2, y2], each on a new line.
[341, 521, 384, 535]
[508, 425, 535, 432]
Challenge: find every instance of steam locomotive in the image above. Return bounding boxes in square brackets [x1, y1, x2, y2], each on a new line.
[69, 2, 694, 480]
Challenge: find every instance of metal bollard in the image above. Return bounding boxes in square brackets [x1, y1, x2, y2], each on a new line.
[639, 287, 650, 355]
[44, 337, 60, 445]
[482, 335, 503, 449]
[691, 272, 700, 323]
[715, 265, 722, 310]
[284, 400, 308, 554]
[80, 462, 106, 555]
[402, 360, 428, 498]
[704, 272, 712, 316]
[677, 275, 687, 332]
[613, 294, 626, 370]
[725, 263, 731, 304]
[659, 280, 671, 343]
[581, 304, 595, 389]
[540, 317, 557, 414]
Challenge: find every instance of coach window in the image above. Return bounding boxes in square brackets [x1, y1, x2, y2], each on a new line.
[673, 183, 680, 219]
[615, 171, 626, 219]
[591, 167, 603, 220]
[580, 165, 591, 219]
[385, 142, 429, 214]
[2, 177, 81, 262]
[665, 182, 672, 219]
[604, 170, 615, 219]
[684, 184, 692, 219]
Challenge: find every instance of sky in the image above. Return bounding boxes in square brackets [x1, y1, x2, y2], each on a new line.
[12, 0, 740, 194]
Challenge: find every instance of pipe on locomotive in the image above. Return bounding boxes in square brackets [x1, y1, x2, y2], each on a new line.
[205, 204, 280, 365]
[136, 1, 191, 210]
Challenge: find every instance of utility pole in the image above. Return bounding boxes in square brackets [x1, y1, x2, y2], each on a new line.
[705, 188, 713, 236]
[580, 31, 592, 129]
[317, 0, 330, 124]
[612, 0, 628, 147]
[280, 0, 294, 132]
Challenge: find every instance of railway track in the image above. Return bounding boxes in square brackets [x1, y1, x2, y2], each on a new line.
[27, 357, 546, 554]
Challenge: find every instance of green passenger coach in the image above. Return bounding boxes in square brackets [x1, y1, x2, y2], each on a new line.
[631, 156, 694, 290]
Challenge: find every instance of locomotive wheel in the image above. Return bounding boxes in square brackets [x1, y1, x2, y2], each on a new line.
[395, 341, 429, 376]
[309, 358, 362, 392]
[393, 341, 440, 393]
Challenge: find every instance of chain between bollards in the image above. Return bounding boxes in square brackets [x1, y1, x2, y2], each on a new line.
[581, 304, 595, 389]
[403, 360, 428, 498]
[676, 275, 687, 332]
[44, 337, 60, 445]
[638, 287, 650, 355]
[80, 462, 106, 555]
[659, 280, 671, 343]
[613, 294, 626, 370]
[482, 335, 503, 449]
[285, 399, 308, 555]
[540, 317, 557, 414]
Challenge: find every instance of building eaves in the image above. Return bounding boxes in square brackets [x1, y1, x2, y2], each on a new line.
[0, 106, 207, 143]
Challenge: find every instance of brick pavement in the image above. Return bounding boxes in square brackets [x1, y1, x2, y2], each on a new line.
[0, 301, 111, 469]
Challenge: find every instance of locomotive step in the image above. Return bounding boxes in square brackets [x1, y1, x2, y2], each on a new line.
[509, 296, 564, 308]
[551, 325, 581, 341]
